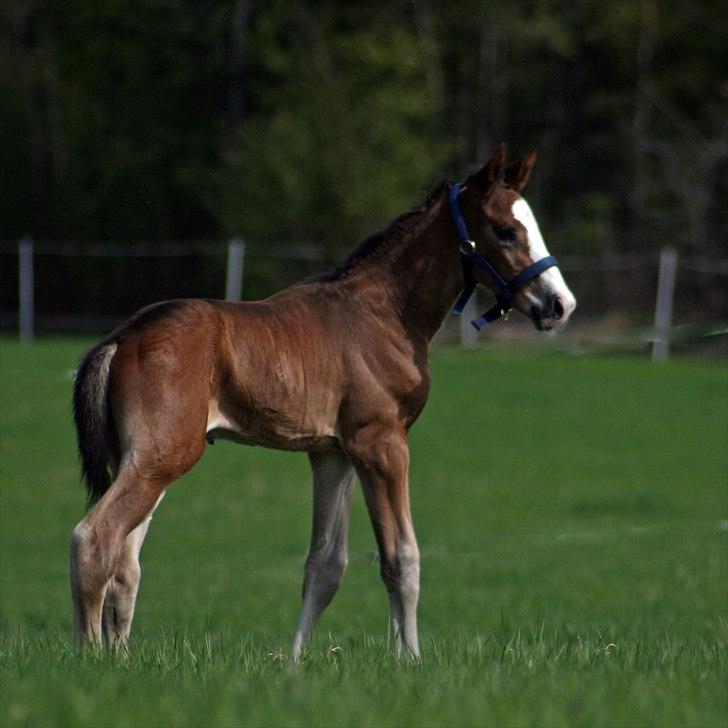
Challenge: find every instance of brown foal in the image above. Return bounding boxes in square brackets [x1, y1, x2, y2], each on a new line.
[71, 146, 575, 659]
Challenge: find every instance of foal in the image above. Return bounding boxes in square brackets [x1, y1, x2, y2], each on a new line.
[71, 145, 575, 658]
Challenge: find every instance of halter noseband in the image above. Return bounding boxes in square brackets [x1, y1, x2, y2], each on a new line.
[448, 182, 559, 330]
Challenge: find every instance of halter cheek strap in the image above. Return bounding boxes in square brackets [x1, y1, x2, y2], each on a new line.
[448, 182, 559, 330]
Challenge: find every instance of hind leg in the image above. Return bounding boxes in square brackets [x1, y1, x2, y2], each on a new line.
[70, 418, 205, 647]
[102, 492, 165, 648]
[70, 464, 173, 644]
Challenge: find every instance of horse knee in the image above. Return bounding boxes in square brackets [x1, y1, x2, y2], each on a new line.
[304, 551, 347, 603]
[325, 553, 348, 586]
[380, 543, 419, 598]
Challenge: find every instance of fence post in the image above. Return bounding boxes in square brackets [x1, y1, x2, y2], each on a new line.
[19, 237, 34, 342]
[652, 246, 678, 363]
[225, 238, 245, 301]
[459, 292, 478, 348]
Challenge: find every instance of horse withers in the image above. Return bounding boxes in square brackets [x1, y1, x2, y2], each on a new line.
[71, 145, 576, 659]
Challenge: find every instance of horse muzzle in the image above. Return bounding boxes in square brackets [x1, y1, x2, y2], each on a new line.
[529, 291, 576, 331]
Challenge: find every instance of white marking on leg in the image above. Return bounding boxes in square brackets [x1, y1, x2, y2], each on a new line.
[387, 537, 420, 659]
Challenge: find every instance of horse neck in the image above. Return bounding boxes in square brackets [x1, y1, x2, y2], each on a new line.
[377, 197, 464, 342]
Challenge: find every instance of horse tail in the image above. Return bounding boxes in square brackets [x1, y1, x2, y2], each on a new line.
[73, 341, 118, 505]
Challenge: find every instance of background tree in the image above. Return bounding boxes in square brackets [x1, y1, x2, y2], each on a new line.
[1, 0, 725, 260]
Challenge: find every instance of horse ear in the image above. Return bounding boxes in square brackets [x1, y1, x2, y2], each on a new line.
[470, 143, 507, 197]
[504, 149, 537, 192]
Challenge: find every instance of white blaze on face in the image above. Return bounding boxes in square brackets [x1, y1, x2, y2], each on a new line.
[511, 197, 576, 320]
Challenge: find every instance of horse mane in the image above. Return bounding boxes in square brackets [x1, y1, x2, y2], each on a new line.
[313, 181, 451, 282]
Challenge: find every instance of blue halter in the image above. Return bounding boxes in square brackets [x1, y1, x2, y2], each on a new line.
[448, 182, 559, 330]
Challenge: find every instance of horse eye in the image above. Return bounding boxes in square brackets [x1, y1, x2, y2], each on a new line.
[492, 223, 516, 242]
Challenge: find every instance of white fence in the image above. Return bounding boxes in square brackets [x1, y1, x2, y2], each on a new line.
[5, 239, 728, 361]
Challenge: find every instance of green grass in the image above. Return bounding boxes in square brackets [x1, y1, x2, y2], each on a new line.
[1, 337, 726, 727]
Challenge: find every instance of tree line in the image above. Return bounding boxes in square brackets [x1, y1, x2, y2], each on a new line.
[2, 0, 726, 260]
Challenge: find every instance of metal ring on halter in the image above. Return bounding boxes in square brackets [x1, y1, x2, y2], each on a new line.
[459, 240, 476, 255]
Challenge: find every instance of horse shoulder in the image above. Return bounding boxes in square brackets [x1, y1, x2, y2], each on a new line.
[338, 326, 431, 436]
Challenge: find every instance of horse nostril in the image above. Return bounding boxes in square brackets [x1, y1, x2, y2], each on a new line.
[552, 296, 564, 320]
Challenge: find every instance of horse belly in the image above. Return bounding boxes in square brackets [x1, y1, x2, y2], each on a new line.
[205, 397, 342, 453]
[209, 307, 345, 452]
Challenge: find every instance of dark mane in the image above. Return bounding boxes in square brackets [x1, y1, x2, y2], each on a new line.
[313, 181, 451, 282]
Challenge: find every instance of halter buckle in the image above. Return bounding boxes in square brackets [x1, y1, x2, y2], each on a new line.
[459, 240, 476, 255]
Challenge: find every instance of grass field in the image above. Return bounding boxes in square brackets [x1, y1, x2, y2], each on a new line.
[1, 336, 726, 727]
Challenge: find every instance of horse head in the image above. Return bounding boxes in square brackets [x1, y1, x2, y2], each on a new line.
[458, 144, 576, 331]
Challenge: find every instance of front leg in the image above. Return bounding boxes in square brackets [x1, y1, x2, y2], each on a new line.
[292, 451, 355, 662]
[346, 426, 420, 659]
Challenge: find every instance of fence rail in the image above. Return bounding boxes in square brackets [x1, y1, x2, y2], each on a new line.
[2, 238, 727, 360]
